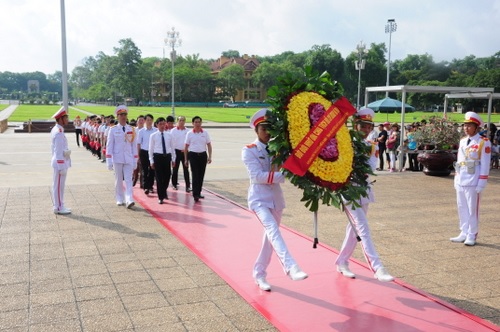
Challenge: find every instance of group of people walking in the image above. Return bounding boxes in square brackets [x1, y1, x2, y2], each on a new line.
[51, 105, 212, 214]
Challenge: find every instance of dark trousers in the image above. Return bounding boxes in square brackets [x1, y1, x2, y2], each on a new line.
[188, 151, 207, 198]
[378, 145, 386, 170]
[75, 129, 82, 147]
[408, 152, 418, 171]
[140, 149, 155, 190]
[172, 149, 190, 188]
[408, 152, 419, 171]
[153, 153, 171, 200]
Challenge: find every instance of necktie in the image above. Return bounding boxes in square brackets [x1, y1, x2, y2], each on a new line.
[122, 126, 125, 132]
[161, 132, 166, 154]
[467, 138, 471, 145]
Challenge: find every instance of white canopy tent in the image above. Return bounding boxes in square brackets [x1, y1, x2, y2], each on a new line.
[364, 85, 495, 170]
[444, 92, 500, 131]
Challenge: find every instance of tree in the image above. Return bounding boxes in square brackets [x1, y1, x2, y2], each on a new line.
[393, 54, 450, 83]
[252, 61, 301, 92]
[172, 56, 215, 102]
[113, 38, 143, 102]
[305, 44, 344, 80]
[343, 43, 387, 104]
[217, 64, 245, 101]
[449, 55, 479, 76]
[221, 50, 240, 58]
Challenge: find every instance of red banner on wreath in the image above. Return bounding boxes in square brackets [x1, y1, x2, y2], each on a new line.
[283, 97, 356, 176]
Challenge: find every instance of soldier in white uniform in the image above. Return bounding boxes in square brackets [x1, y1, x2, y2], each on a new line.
[106, 105, 139, 209]
[451, 111, 491, 246]
[242, 109, 308, 292]
[335, 108, 394, 282]
[51, 107, 72, 215]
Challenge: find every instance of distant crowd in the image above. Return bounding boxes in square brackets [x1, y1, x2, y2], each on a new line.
[371, 120, 499, 172]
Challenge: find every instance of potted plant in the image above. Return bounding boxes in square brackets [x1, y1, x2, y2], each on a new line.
[414, 116, 463, 176]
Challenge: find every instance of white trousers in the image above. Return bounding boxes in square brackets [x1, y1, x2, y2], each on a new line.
[336, 203, 382, 273]
[253, 207, 297, 279]
[456, 186, 480, 240]
[113, 163, 134, 204]
[52, 169, 67, 211]
[389, 151, 397, 169]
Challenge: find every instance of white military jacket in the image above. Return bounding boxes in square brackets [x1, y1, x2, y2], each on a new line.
[242, 139, 285, 211]
[454, 133, 491, 188]
[51, 124, 71, 170]
[106, 123, 138, 167]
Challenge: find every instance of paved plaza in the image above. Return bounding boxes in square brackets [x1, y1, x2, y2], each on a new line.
[0, 123, 498, 331]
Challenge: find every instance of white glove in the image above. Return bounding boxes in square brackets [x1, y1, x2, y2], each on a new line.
[63, 150, 72, 158]
[107, 164, 114, 171]
[59, 168, 67, 175]
[476, 186, 485, 194]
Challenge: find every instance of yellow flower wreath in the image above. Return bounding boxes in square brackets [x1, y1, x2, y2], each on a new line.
[287, 92, 354, 185]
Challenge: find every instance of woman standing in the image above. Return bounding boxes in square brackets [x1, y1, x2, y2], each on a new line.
[73, 115, 82, 147]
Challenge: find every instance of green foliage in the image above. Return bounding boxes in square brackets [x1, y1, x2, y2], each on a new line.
[414, 116, 463, 151]
[305, 45, 345, 80]
[265, 66, 373, 212]
[217, 64, 246, 101]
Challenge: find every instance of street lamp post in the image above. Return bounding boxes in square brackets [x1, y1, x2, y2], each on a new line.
[164, 27, 181, 116]
[355, 41, 368, 110]
[385, 18, 397, 97]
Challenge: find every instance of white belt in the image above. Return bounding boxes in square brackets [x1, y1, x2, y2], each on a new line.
[457, 160, 480, 166]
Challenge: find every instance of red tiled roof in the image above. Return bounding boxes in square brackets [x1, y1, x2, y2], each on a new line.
[210, 55, 260, 73]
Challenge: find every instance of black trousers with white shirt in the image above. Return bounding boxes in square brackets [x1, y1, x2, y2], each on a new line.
[172, 149, 190, 189]
[153, 153, 171, 200]
[140, 149, 155, 190]
[188, 151, 207, 198]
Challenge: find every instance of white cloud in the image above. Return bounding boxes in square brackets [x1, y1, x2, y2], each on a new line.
[0, 0, 499, 74]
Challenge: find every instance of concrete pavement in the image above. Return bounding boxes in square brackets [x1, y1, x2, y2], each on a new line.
[0, 126, 499, 331]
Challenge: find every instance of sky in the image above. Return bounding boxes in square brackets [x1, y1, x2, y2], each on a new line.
[1, 0, 499, 75]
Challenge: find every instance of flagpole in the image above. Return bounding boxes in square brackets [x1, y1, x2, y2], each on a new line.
[60, 0, 69, 111]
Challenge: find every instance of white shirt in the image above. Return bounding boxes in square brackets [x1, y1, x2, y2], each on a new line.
[138, 126, 157, 151]
[171, 126, 189, 150]
[148, 130, 176, 164]
[185, 129, 211, 153]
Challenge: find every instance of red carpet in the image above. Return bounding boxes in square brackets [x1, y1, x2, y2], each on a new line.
[134, 186, 499, 332]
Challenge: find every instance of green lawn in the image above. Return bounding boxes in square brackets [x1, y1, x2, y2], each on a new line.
[0, 104, 9, 112]
[75, 105, 261, 123]
[6, 104, 500, 124]
[8, 104, 261, 123]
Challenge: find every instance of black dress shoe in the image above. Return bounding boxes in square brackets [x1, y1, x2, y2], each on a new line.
[199, 195, 205, 199]
[144, 189, 149, 195]
[194, 197, 199, 202]
[173, 185, 178, 190]
[186, 187, 192, 193]
[158, 199, 164, 204]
